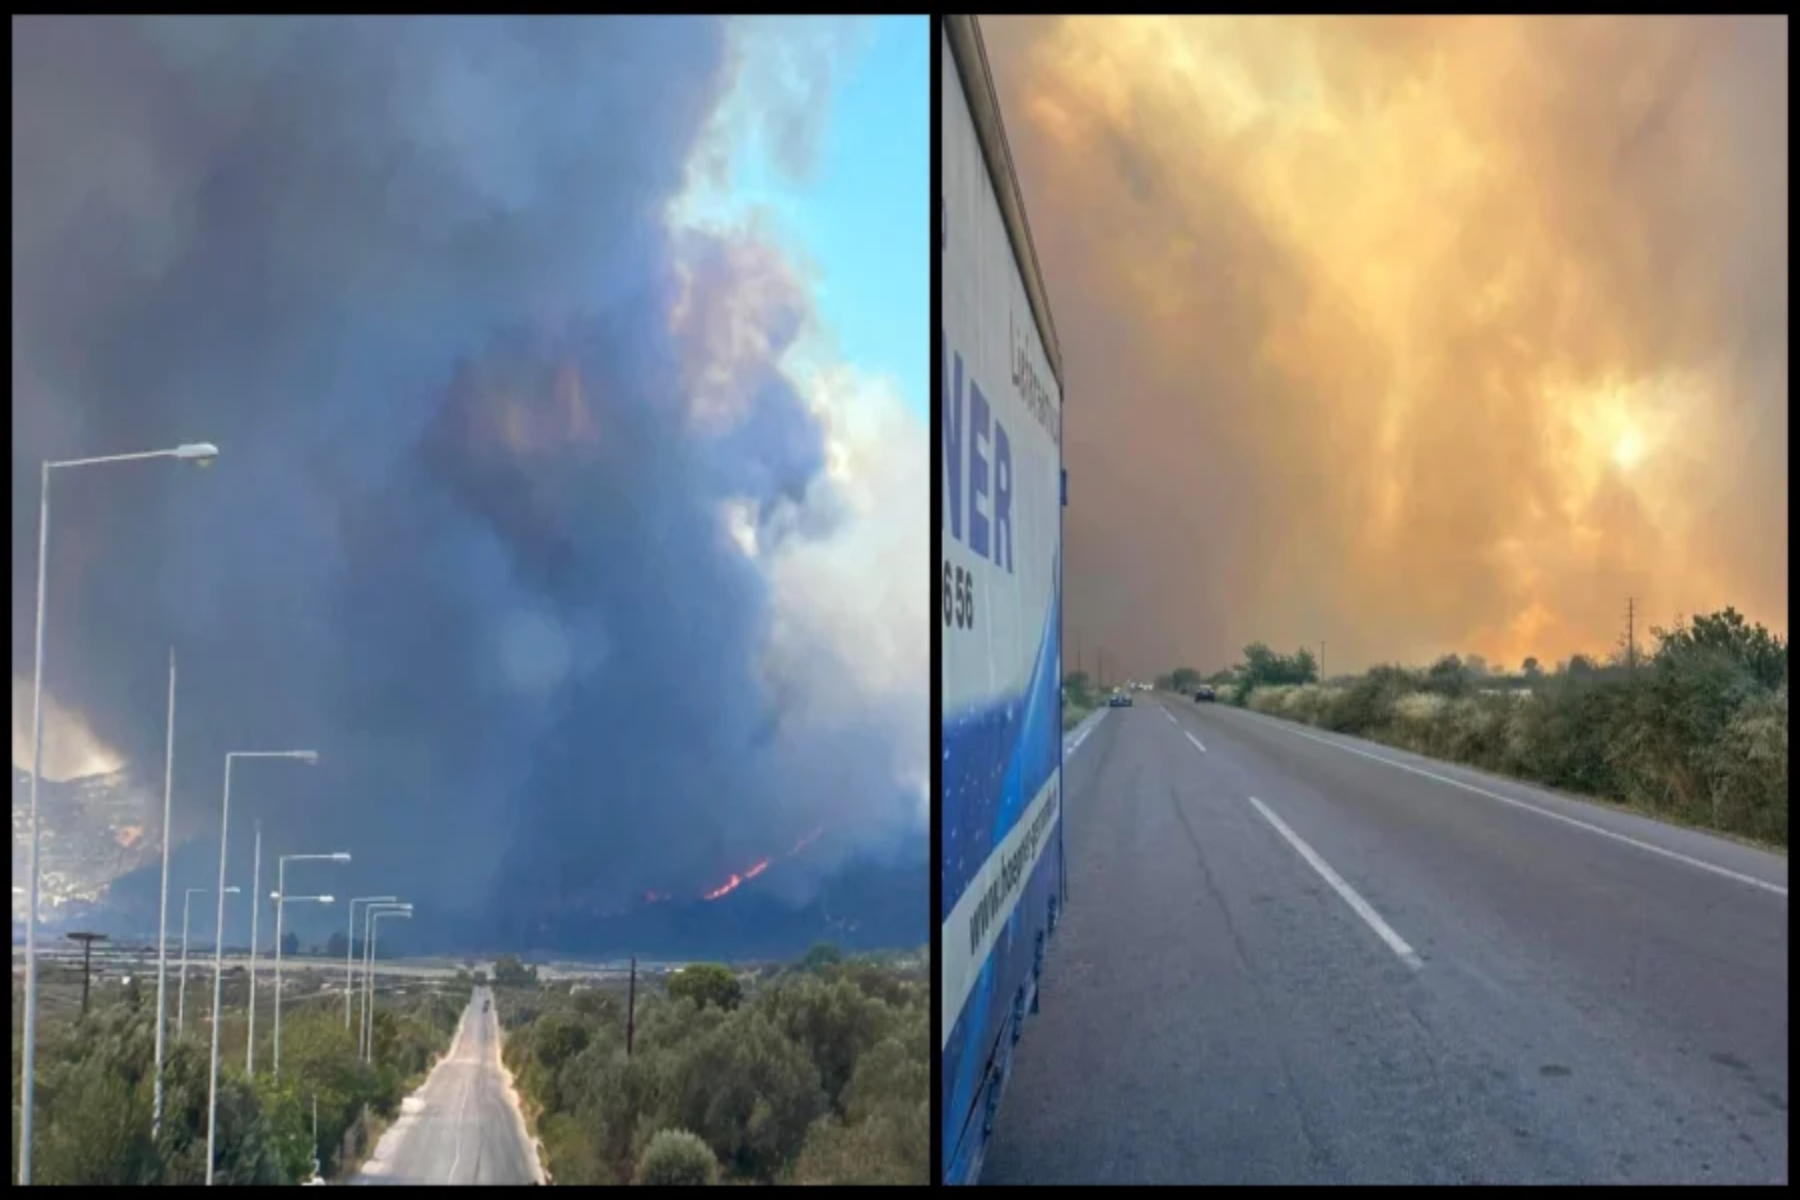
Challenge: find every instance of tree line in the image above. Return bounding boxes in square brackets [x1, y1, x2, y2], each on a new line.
[496, 942, 928, 1185]
[1169, 608, 1786, 846]
[11, 960, 465, 1184]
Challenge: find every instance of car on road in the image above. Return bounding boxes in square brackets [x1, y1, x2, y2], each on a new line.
[1194, 685, 1216, 702]
[1108, 690, 1133, 707]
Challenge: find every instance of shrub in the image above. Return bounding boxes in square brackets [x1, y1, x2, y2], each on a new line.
[634, 1128, 719, 1186]
[501, 949, 927, 1186]
[667, 963, 743, 1012]
[1706, 686, 1788, 843]
[1221, 611, 1786, 846]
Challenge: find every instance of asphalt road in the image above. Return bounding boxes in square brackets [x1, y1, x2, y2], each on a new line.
[983, 697, 1787, 1185]
[351, 987, 543, 1185]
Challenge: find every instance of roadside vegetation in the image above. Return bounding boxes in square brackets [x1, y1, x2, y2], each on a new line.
[10, 954, 467, 1184]
[1175, 608, 1787, 848]
[495, 942, 928, 1185]
[1061, 671, 1097, 730]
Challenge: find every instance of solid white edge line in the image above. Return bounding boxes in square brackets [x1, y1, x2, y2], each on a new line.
[1256, 715, 1788, 899]
[1063, 707, 1107, 757]
[1247, 795, 1423, 970]
[1186, 731, 1207, 754]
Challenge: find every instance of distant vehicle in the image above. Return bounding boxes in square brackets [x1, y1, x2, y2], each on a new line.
[483, 998, 491, 1013]
[1108, 690, 1133, 708]
[1194, 686, 1216, 702]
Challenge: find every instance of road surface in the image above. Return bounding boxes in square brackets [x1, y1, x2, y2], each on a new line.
[352, 987, 543, 1185]
[984, 697, 1787, 1185]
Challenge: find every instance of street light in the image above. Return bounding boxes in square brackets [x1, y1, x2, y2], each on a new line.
[153, 647, 178, 1140]
[365, 907, 414, 1063]
[179, 886, 240, 1037]
[361, 901, 413, 1061]
[273, 854, 347, 1081]
[345, 897, 399, 1029]
[361, 902, 412, 1060]
[18, 440, 220, 1186]
[206, 749, 317, 1188]
[246, 822, 263, 1080]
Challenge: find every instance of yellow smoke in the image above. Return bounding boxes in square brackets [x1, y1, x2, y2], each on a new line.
[981, 15, 1787, 672]
[11, 676, 126, 782]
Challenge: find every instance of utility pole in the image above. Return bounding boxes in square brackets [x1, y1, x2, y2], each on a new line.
[66, 932, 107, 1015]
[626, 956, 637, 1059]
[1625, 597, 1637, 673]
[1319, 641, 1326, 684]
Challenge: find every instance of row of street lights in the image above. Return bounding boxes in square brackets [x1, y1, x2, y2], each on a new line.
[362, 902, 414, 1062]
[170, 893, 414, 1096]
[20, 443, 219, 1187]
[15, 441, 417, 1187]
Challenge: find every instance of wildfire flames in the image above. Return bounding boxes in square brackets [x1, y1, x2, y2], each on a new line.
[702, 858, 770, 901]
[700, 824, 826, 901]
[593, 825, 831, 917]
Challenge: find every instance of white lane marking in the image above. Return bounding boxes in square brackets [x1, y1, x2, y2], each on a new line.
[1064, 709, 1107, 758]
[1186, 731, 1207, 755]
[1257, 716, 1788, 899]
[446, 1003, 476, 1183]
[1248, 794, 1424, 970]
[448, 1068, 474, 1182]
[1165, 709, 1178, 726]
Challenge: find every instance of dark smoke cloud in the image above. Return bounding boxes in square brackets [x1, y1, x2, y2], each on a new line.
[11, 15, 916, 948]
[980, 16, 1787, 680]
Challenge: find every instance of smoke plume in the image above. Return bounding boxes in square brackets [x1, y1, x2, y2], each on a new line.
[11, 15, 924, 948]
[979, 16, 1786, 678]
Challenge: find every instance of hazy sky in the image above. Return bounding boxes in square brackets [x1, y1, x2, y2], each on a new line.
[981, 15, 1787, 680]
[11, 15, 925, 947]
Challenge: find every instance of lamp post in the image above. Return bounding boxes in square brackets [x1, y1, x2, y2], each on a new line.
[153, 647, 177, 1139]
[365, 907, 414, 1063]
[269, 888, 336, 1082]
[246, 822, 262, 1079]
[272, 857, 346, 1082]
[178, 886, 239, 1036]
[206, 749, 317, 1188]
[345, 896, 398, 1029]
[17, 440, 219, 1186]
[354, 899, 408, 1050]
[361, 902, 411, 1060]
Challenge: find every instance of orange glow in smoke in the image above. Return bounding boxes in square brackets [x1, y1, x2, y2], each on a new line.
[698, 824, 831, 902]
[702, 857, 772, 901]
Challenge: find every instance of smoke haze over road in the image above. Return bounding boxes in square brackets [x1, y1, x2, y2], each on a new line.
[980, 16, 1786, 679]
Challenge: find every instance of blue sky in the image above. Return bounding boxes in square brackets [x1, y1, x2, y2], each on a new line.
[674, 16, 928, 418]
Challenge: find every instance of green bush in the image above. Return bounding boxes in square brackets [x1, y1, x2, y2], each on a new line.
[11, 968, 463, 1187]
[666, 963, 743, 1012]
[501, 949, 928, 1186]
[634, 1127, 720, 1186]
[1220, 609, 1787, 846]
